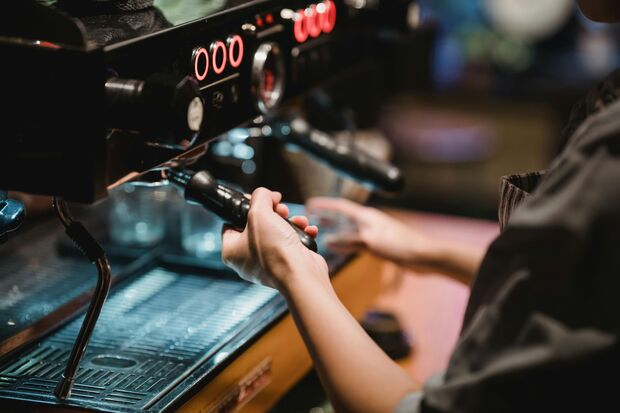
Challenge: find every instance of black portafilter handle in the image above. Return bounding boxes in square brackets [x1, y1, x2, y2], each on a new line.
[273, 118, 405, 192]
[167, 169, 318, 253]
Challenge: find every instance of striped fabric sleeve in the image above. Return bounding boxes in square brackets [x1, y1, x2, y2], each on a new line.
[498, 171, 545, 231]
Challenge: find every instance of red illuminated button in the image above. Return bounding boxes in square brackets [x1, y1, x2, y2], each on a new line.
[322, 0, 336, 33]
[228, 35, 244, 68]
[307, 5, 321, 38]
[211, 41, 228, 74]
[294, 9, 308, 43]
[38, 40, 61, 49]
[265, 13, 274, 24]
[192, 47, 209, 81]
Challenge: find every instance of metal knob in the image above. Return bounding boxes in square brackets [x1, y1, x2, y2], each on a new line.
[105, 74, 204, 146]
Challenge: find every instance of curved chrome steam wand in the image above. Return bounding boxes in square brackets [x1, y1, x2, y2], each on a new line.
[52, 197, 112, 400]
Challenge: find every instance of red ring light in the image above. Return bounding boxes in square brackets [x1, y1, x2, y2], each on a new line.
[211, 41, 227, 74]
[317, 2, 328, 34]
[322, 0, 336, 33]
[308, 5, 321, 38]
[228, 35, 244, 68]
[294, 9, 308, 43]
[193, 47, 209, 81]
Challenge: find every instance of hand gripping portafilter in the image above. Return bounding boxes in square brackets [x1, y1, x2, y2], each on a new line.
[167, 168, 318, 252]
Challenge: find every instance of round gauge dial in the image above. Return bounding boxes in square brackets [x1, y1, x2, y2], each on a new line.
[251, 42, 285, 114]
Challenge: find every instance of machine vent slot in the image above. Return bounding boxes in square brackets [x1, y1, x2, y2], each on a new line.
[0, 376, 17, 388]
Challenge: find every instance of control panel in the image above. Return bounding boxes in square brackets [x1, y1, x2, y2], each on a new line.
[103, 0, 351, 144]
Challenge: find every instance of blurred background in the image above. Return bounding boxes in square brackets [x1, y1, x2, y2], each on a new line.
[358, 0, 620, 219]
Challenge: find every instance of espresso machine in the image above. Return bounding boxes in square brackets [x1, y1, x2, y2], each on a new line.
[0, 1, 430, 411]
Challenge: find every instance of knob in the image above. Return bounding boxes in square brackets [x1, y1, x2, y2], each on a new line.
[105, 74, 204, 146]
[251, 42, 285, 114]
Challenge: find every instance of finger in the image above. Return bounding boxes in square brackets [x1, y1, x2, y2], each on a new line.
[249, 187, 276, 218]
[324, 232, 365, 249]
[305, 197, 366, 220]
[304, 225, 319, 238]
[221, 224, 244, 265]
[289, 215, 309, 229]
[271, 191, 282, 207]
[276, 203, 289, 219]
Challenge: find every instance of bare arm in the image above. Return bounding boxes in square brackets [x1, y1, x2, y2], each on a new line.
[307, 197, 486, 285]
[284, 270, 417, 413]
[406, 239, 486, 285]
[221, 188, 417, 413]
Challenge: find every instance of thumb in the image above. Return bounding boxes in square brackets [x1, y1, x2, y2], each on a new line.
[249, 187, 277, 218]
[221, 224, 245, 265]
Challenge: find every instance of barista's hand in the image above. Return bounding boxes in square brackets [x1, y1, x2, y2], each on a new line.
[221, 188, 329, 292]
[306, 197, 485, 284]
[306, 197, 434, 269]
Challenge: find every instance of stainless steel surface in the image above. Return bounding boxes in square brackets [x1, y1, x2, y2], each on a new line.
[0, 225, 99, 354]
[0, 266, 280, 412]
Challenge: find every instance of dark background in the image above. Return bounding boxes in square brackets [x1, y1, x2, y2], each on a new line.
[363, 0, 620, 219]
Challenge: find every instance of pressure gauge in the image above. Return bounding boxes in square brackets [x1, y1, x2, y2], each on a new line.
[251, 42, 285, 114]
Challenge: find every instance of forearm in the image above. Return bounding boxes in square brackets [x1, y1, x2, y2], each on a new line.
[282, 270, 417, 413]
[407, 241, 486, 285]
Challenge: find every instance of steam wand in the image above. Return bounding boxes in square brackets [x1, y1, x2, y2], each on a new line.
[166, 168, 318, 252]
[53, 197, 111, 400]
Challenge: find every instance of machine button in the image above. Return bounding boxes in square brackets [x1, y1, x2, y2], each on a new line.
[211, 41, 228, 75]
[228, 35, 245, 68]
[192, 47, 209, 81]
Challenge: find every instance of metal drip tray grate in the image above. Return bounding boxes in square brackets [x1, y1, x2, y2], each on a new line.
[0, 226, 99, 346]
[0, 267, 279, 412]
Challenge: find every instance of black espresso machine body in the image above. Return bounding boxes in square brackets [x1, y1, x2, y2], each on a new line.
[0, 0, 373, 203]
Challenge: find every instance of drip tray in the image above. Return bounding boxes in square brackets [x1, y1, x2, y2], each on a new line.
[0, 266, 282, 412]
